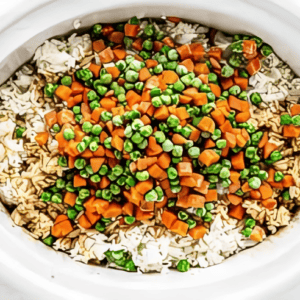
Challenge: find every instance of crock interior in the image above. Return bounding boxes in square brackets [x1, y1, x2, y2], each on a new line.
[1, 1, 300, 300]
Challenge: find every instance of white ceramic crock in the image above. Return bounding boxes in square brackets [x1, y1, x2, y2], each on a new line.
[1, 1, 300, 299]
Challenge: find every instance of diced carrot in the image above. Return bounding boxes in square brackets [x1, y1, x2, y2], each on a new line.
[283, 125, 300, 138]
[99, 98, 116, 111]
[179, 58, 194, 72]
[246, 57, 261, 76]
[234, 77, 248, 90]
[135, 179, 153, 195]
[291, 104, 300, 116]
[64, 192, 77, 206]
[231, 152, 245, 170]
[153, 41, 164, 52]
[190, 43, 205, 61]
[282, 175, 295, 188]
[228, 204, 246, 220]
[263, 142, 278, 159]
[102, 202, 123, 218]
[57, 109, 75, 125]
[221, 78, 234, 90]
[99, 176, 110, 189]
[157, 152, 171, 169]
[198, 150, 220, 167]
[90, 157, 105, 173]
[261, 198, 277, 210]
[111, 135, 124, 151]
[162, 210, 178, 229]
[230, 170, 241, 184]
[205, 189, 218, 202]
[112, 49, 126, 61]
[176, 162, 193, 176]
[219, 120, 233, 133]
[161, 70, 179, 84]
[73, 175, 87, 187]
[176, 44, 192, 60]
[250, 190, 262, 199]
[208, 47, 222, 60]
[93, 39, 106, 52]
[228, 95, 249, 111]
[135, 207, 153, 221]
[124, 24, 140, 37]
[236, 111, 251, 123]
[44, 111, 57, 128]
[108, 31, 124, 43]
[71, 82, 84, 95]
[227, 194, 242, 205]
[229, 181, 241, 194]
[209, 83, 221, 97]
[189, 225, 207, 239]
[106, 66, 121, 79]
[99, 47, 114, 63]
[35, 132, 49, 146]
[194, 63, 210, 75]
[180, 176, 197, 188]
[176, 107, 190, 120]
[258, 132, 268, 148]
[51, 219, 73, 238]
[170, 220, 189, 236]
[126, 90, 142, 108]
[172, 133, 187, 145]
[148, 164, 168, 181]
[145, 59, 158, 69]
[225, 131, 237, 148]
[250, 226, 265, 242]
[155, 196, 168, 209]
[167, 16, 182, 23]
[55, 85, 73, 101]
[132, 38, 143, 51]
[162, 36, 175, 48]
[138, 67, 151, 82]
[236, 134, 247, 148]
[204, 138, 216, 149]
[187, 194, 205, 208]
[197, 116, 215, 133]
[122, 202, 134, 216]
[154, 105, 170, 120]
[259, 182, 273, 200]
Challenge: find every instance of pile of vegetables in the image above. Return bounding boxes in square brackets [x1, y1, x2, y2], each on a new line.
[33, 16, 296, 272]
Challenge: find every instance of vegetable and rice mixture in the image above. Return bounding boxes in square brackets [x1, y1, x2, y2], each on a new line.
[1, 16, 300, 273]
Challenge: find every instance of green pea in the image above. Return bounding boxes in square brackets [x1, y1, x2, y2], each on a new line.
[154, 131, 166, 143]
[177, 259, 190, 272]
[51, 193, 62, 204]
[43, 236, 54, 246]
[93, 24, 102, 34]
[216, 139, 227, 149]
[135, 170, 149, 182]
[41, 192, 52, 202]
[74, 158, 86, 170]
[110, 183, 121, 195]
[280, 114, 292, 125]
[162, 139, 174, 152]
[203, 212, 213, 222]
[124, 216, 136, 225]
[95, 222, 106, 232]
[221, 65, 234, 78]
[131, 119, 144, 131]
[242, 228, 252, 237]
[261, 44, 273, 57]
[16, 127, 26, 138]
[282, 190, 290, 201]
[250, 92, 262, 106]
[145, 190, 158, 202]
[274, 171, 284, 182]
[112, 165, 124, 177]
[248, 176, 261, 189]
[99, 164, 109, 176]
[44, 83, 58, 98]
[178, 211, 188, 220]
[58, 156, 68, 167]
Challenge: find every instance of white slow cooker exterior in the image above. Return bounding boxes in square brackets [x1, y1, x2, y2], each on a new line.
[1, 0, 300, 299]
